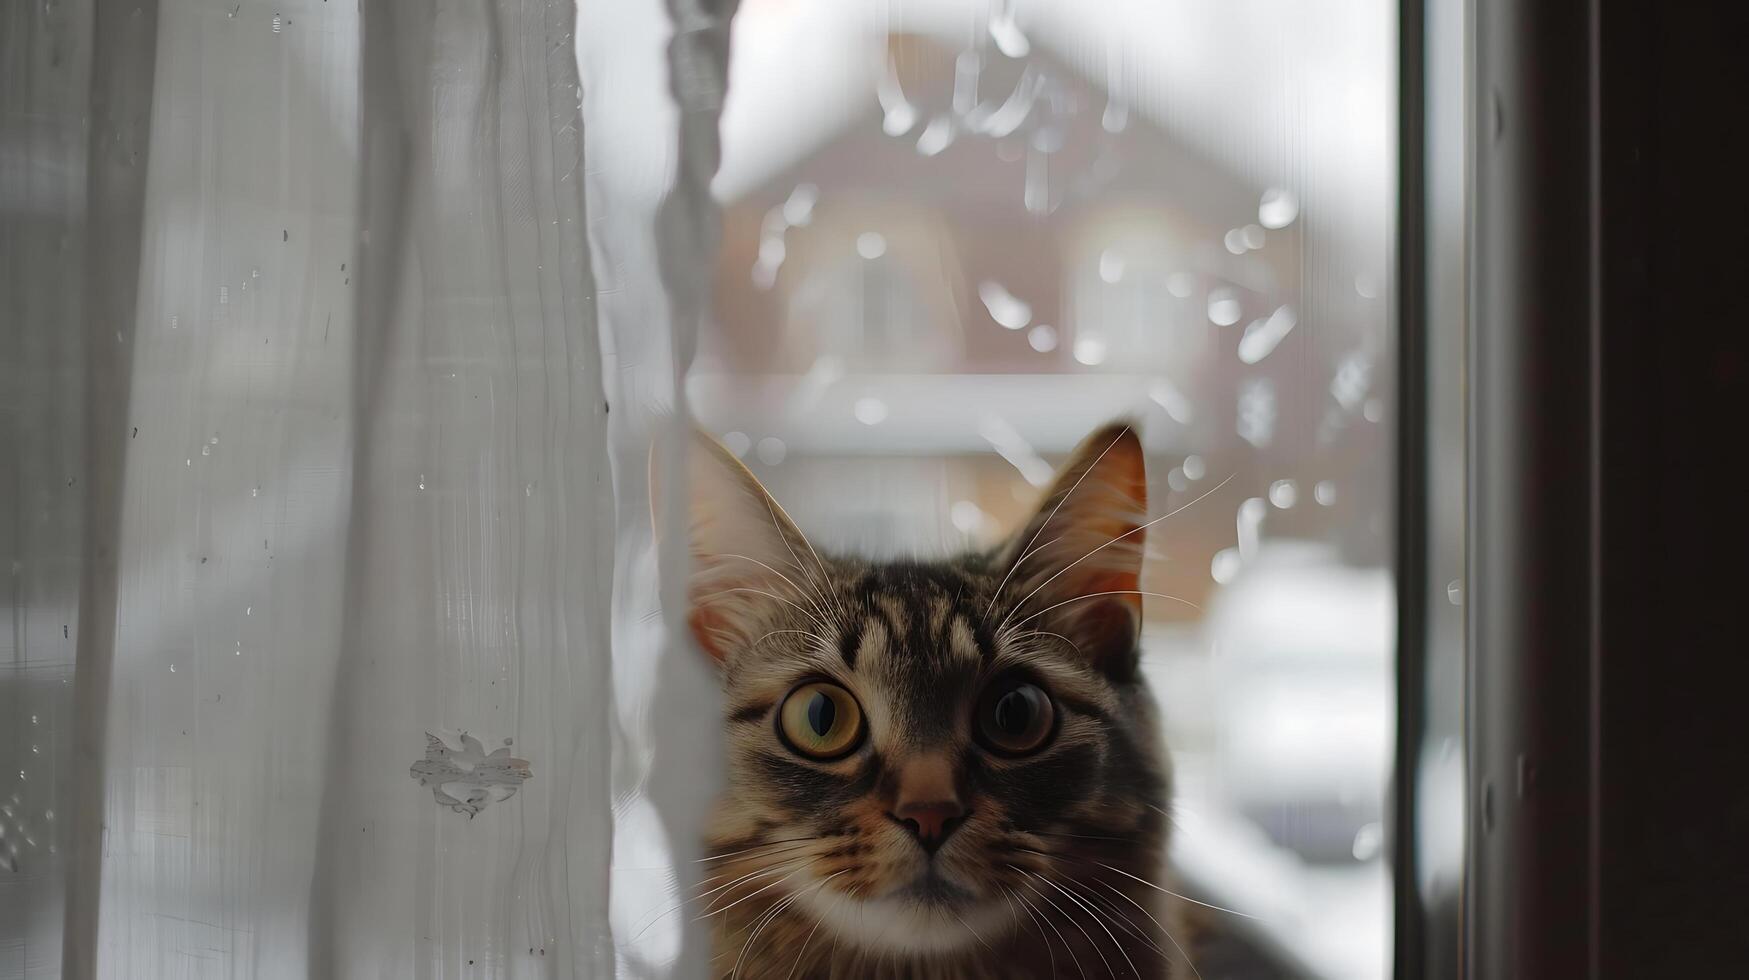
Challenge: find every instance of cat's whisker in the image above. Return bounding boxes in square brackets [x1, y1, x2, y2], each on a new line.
[1008, 628, 1087, 658]
[748, 628, 828, 651]
[1006, 590, 1201, 636]
[630, 855, 811, 944]
[732, 869, 845, 980]
[1094, 877, 1205, 980]
[695, 586, 833, 634]
[784, 883, 839, 980]
[995, 472, 1234, 636]
[1003, 884, 1060, 980]
[759, 494, 848, 629]
[1144, 802, 1191, 832]
[1027, 829, 1138, 846]
[1030, 868, 1141, 979]
[1060, 874, 1174, 964]
[698, 836, 818, 863]
[698, 861, 811, 922]
[1016, 868, 1099, 980]
[1065, 853, 1260, 921]
[1007, 882, 1070, 980]
[716, 552, 841, 634]
[951, 906, 996, 953]
[983, 426, 1135, 625]
[1016, 842, 1228, 971]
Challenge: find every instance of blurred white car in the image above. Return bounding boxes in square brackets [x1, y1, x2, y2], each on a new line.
[1204, 541, 1395, 864]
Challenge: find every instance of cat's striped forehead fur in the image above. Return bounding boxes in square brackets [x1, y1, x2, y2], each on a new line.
[682, 423, 1188, 979]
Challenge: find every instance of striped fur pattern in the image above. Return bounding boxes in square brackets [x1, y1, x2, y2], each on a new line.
[682, 423, 1189, 979]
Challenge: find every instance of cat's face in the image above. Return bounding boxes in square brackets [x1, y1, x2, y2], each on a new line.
[682, 423, 1169, 961]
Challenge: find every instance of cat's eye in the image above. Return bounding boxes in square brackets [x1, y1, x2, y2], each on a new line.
[976, 677, 1057, 756]
[776, 682, 865, 760]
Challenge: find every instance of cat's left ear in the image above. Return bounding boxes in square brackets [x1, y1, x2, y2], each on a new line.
[995, 422, 1148, 679]
[658, 428, 823, 665]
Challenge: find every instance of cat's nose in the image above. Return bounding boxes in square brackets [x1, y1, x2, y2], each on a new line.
[887, 754, 966, 853]
[890, 800, 967, 852]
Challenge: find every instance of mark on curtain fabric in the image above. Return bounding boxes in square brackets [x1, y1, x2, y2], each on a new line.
[408, 732, 531, 817]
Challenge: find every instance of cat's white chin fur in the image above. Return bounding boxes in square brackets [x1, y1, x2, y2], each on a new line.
[796, 881, 1013, 954]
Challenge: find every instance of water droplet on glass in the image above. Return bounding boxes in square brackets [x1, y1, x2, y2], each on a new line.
[755, 437, 787, 466]
[856, 232, 887, 260]
[1331, 353, 1372, 410]
[1259, 188, 1300, 229]
[417, 476, 426, 490]
[1207, 287, 1242, 326]
[251, 487, 259, 497]
[1355, 273, 1380, 299]
[722, 431, 752, 458]
[951, 501, 985, 534]
[1268, 479, 1299, 509]
[1182, 455, 1207, 481]
[1352, 822, 1383, 861]
[1211, 547, 1242, 584]
[877, 60, 918, 136]
[1098, 250, 1125, 283]
[1224, 229, 1247, 255]
[1166, 272, 1196, 299]
[781, 183, 818, 227]
[246, 606, 252, 615]
[1149, 380, 1194, 425]
[1027, 324, 1058, 352]
[1446, 580, 1464, 605]
[1237, 378, 1276, 447]
[1101, 99, 1129, 133]
[758, 235, 786, 268]
[978, 281, 1032, 330]
[1236, 497, 1267, 561]
[853, 397, 889, 426]
[1237, 305, 1298, 364]
[989, 7, 1031, 57]
[953, 51, 981, 115]
[201, 445, 211, 456]
[916, 116, 955, 156]
[1024, 145, 1048, 214]
[1241, 224, 1266, 250]
[1029, 124, 1066, 155]
[169, 664, 176, 673]
[1363, 398, 1385, 423]
[1073, 337, 1108, 366]
[1315, 480, 1337, 506]
[1167, 468, 1188, 492]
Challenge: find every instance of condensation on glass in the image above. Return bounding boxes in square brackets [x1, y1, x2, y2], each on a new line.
[693, 2, 1399, 977]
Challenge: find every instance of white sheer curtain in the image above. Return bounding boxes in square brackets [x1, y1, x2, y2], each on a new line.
[1, 0, 729, 976]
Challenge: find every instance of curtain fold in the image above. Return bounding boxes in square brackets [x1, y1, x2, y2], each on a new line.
[3, 0, 727, 976]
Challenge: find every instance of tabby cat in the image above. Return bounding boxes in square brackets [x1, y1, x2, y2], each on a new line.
[682, 422, 1188, 979]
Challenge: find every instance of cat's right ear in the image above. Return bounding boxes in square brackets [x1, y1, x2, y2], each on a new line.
[654, 427, 821, 664]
